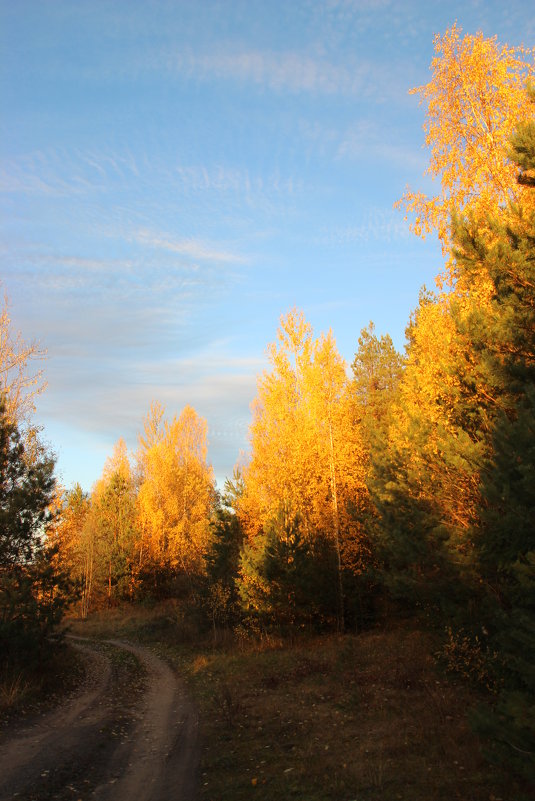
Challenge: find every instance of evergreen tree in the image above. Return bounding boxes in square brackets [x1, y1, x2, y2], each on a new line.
[365, 289, 487, 620]
[96, 469, 137, 605]
[238, 507, 338, 630]
[351, 322, 403, 448]
[0, 398, 70, 665]
[202, 474, 245, 633]
[449, 109, 535, 780]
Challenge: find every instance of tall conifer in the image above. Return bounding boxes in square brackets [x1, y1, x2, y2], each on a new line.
[450, 105, 535, 780]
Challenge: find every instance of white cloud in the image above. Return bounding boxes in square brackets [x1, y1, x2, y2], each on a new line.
[336, 121, 427, 171]
[132, 228, 248, 265]
[158, 46, 375, 96]
[318, 206, 412, 244]
[36, 351, 263, 486]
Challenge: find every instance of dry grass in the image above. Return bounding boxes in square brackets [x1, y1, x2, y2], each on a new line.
[65, 598, 199, 643]
[61, 604, 524, 800]
[171, 625, 520, 801]
[65, 603, 161, 638]
[0, 645, 84, 724]
[0, 670, 28, 711]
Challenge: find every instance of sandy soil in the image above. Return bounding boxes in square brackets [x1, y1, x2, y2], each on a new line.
[0, 639, 199, 801]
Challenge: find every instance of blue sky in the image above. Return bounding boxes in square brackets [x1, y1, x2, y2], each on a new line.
[1, 0, 534, 491]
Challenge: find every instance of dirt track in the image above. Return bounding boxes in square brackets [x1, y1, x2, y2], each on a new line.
[0, 639, 199, 801]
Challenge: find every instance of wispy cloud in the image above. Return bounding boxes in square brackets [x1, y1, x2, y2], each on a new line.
[337, 122, 427, 171]
[132, 228, 248, 264]
[0, 161, 99, 197]
[36, 351, 263, 487]
[317, 206, 412, 245]
[295, 116, 427, 173]
[325, 0, 392, 9]
[0, 148, 301, 224]
[155, 46, 376, 96]
[1, 239, 240, 369]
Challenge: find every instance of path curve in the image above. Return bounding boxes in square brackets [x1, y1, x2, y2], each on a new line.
[0, 639, 199, 801]
[95, 639, 199, 801]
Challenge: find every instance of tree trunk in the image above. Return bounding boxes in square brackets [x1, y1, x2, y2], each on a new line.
[328, 420, 344, 633]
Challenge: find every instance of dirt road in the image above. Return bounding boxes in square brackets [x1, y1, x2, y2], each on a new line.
[0, 639, 199, 801]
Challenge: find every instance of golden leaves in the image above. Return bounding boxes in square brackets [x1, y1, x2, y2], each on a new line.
[239, 309, 368, 568]
[396, 24, 535, 251]
[136, 403, 214, 572]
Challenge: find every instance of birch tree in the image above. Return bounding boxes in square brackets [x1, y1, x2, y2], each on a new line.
[239, 310, 369, 628]
[137, 404, 215, 576]
[0, 291, 46, 424]
[396, 24, 535, 253]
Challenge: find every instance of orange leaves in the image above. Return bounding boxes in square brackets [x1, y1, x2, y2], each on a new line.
[239, 309, 368, 570]
[385, 26, 532, 544]
[100, 438, 131, 487]
[397, 24, 535, 250]
[136, 403, 214, 573]
[385, 288, 493, 538]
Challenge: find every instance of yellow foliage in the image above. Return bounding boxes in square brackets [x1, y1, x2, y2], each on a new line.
[387, 23, 530, 541]
[49, 484, 90, 582]
[387, 291, 494, 539]
[239, 309, 369, 573]
[136, 403, 215, 574]
[396, 23, 535, 253]
[100, 437, 131, 486]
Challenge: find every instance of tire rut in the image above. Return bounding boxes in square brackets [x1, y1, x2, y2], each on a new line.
[0, 639, 199, 801]
[93, 640, 199, 801]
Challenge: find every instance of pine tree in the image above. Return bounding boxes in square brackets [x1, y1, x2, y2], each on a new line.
[351, 322, 403, 449]
[449, 109, 535, 779]
[202, 475, 245, 634]
[0, 398, 70, 666]
[238, 508, 338, 630]
[366, 287, 490, 619]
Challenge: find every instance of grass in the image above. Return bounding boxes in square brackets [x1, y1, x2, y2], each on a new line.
[65, 597, 200, 643]
[0, 670, 28, 709]
[61, 605, 527, 800]
[0, 641, 85, 724]
[171, 626, 519, 801]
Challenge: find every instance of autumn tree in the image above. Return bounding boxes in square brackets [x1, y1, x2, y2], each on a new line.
[366, 284, 498, 614]
[0, 291, 46, 425]
[239, 310, 369, 629]
[374, 27, 535, 614]
[396, 24, 535, 251]
[50, 484, 94, 617]
[136, 404, 215, 589]
[380, 47, 535, 773]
